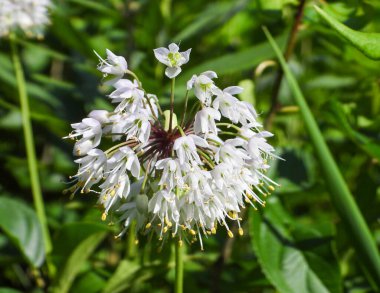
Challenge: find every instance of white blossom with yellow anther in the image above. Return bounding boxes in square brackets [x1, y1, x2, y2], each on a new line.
[65, 44, 279, 249]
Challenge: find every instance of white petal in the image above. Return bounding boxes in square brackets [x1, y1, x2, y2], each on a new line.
[224, 86, 243, 95]
[165, 66, 181, 78]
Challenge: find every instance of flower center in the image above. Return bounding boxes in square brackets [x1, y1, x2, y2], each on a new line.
[168, 52, 182, 67]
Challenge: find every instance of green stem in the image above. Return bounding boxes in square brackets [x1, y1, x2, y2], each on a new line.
[180, 90, 189, 127]
[9, 34, 52, 254]
[216, 122, 241, 132]
[175, 241, 184, 293]
[169, 78, 176, 132]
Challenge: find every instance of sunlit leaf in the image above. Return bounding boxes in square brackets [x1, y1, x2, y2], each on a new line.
[314, 5, 380, 60]
[0, 197, 45, 268]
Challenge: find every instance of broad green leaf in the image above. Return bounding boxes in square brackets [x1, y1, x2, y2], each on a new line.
[0, 197, 45, 268]
[250, 197, 341, 293]
[52, 231, 107, 293]
[264, 27, 380, 289]
[314, 5, 380, 60]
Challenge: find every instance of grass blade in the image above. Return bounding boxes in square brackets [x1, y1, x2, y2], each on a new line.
[263, 27, 380, 289]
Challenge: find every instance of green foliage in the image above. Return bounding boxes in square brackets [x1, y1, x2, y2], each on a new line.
[0, 197, 45, 268]
[314, 5, 380, 60]
[264, 27, 380, 288]
[251, 197, 341, 293]
[1, 0, 380, 292]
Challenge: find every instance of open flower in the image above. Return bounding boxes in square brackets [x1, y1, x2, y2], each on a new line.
[65, 46, 279, 250]
[154, 43, 191, 78]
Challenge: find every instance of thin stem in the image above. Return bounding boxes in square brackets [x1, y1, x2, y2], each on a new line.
[265, 0, 306, 129]
[180, 90, 189, 127]
[169, 78, 175, 132]
[174, 241, 184, 293]
[216, 122, 241, 132]
[9, 34, 52, 253]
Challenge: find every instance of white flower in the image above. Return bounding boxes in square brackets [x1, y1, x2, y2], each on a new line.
[154, 43, 191, 78]
[194, 107, 221, 135]
[212, 86, 242, 123]
[173, 135, 208, 165]
[66, 44, 280, 249]
[96, 49, 128, 85]
[155, 158, 186, 190]
[65, 118, 102, 156]
[109, 79, 144, 113]
[0, 0, 51, 38]
[187, 71, 218, 106]
[72, 149, 106, 193]
[123, 111, 152, 143]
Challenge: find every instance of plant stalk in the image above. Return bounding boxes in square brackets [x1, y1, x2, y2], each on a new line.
[9, 34, 52, 254]
[175, 241, 184, 293]
[169, 78, 176, 132]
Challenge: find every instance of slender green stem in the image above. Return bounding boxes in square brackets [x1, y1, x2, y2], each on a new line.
[180, 90, 189, 127]
[176, 125, 186, 136]
[264, 27, 380, 288]
[9, 34, 52, 254]
[216, 122, 241, 132]
[169, 78, 176, 132]
[175, 241, 184, 293]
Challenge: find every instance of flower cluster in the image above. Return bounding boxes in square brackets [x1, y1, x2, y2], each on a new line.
[65, 44, 279, 249]
[0, 0, 51, 38]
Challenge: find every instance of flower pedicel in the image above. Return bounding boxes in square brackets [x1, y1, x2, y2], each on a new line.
[64, 43, 279, 249]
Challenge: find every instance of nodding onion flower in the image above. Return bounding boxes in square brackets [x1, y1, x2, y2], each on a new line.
[64, 43, 279, 250]
[0, 0, 52, 38]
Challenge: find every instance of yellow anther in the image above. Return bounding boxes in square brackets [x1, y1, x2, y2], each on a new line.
[211, 227, 216, 234]
[101, 213, 107, 221]
[110, 189, 116, 196]
[238, 228, 244, 236]
[268, 185, 275, 191]
[134, 239, 139, 245]
[145, 223, 152, 229]
[181, 225, 186, 230]
[179, 240, 183, 247]
[206, 231, 211, 235]
[163, 226, 168, 233]
[227, 230, 234, 238]
[190, 229, 196, 236]
[157, 223, 162, 227]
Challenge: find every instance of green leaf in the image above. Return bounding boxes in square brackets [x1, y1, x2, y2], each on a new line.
[250, 197, 341, 293]
[52, 231, 107, 293]
[0, 197, 45, 268]
[314, 5, 380, 60]
[52, 222, 109, 267]
[102, 260, 140, 293]
[71, 271, 106, 293]
[264, 27, 380, 289]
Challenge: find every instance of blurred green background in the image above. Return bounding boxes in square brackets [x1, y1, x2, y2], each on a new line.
[0, 0, 379, 292]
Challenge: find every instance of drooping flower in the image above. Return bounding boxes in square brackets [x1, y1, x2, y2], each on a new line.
[65, 44, 279, 249]
[0, 0, 52, 38]
[154, 43, 191, 78]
